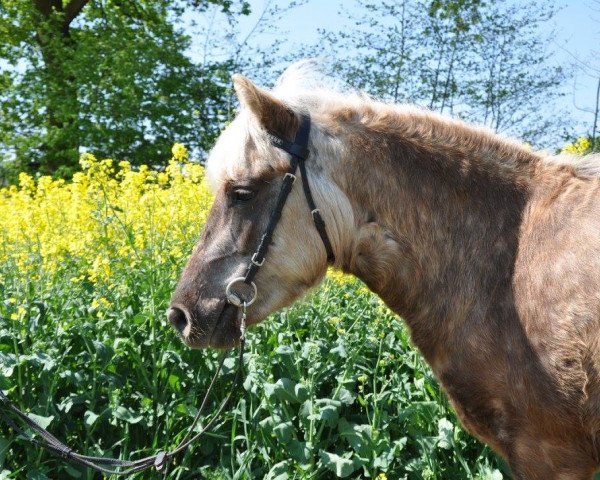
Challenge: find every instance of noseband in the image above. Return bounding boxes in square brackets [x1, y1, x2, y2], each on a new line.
[225, 112, 335, 307]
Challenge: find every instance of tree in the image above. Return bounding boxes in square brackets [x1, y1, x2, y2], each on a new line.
[317, 0, 567, 147]
[460, 1, 566, 142]
[320, 0, 427, 103]
[0, 0, 249, 179]
[569, 0, 600, 152]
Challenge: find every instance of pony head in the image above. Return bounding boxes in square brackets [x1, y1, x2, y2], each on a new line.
[168, 67, 353, 348]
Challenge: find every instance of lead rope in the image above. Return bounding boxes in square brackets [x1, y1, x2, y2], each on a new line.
[0, 306, 247, 476]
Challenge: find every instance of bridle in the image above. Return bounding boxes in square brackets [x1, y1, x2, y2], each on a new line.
[0, 111, 334, 476]
[225, 112, 335, 308]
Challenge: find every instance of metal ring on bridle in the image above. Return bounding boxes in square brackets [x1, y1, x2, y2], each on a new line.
[225, 277, 257, 307]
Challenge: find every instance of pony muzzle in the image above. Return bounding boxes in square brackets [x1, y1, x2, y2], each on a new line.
[167, 305, 191, 335]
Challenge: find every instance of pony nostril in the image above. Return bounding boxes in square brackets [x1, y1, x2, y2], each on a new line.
[167, 307, 189, 334]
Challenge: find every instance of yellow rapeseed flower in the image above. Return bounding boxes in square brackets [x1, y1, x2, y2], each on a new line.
[327, 268, 356, 285]
[10, 306, 26, 321]
[171, 143, 188, 161]
[561, 137, 591, 155]
[0, 143, 213, 290]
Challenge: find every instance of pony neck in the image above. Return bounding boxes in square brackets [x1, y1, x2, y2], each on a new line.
[328, 104, 539, 359]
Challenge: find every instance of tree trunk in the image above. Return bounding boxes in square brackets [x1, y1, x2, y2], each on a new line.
[32, 0, 89, 175]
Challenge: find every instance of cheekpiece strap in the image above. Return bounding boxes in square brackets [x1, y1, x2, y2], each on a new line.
[266, 113, 336, 265]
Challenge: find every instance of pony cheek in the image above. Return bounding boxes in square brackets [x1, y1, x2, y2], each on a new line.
[247, 278, 315, 326]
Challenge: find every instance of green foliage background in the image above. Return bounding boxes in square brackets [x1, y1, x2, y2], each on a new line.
[0, 0, 597, 182]
[0, 0, 249, 178]
[0, 277, 508, 479]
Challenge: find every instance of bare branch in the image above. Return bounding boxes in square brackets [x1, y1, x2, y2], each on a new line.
[592, 76, 600, 149]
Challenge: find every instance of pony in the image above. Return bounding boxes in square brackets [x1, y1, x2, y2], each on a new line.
[169, 62, 600, 479]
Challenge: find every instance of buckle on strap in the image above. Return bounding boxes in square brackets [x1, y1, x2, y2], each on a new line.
[284, 172, 296, 183]
[251, 252, 265, 267]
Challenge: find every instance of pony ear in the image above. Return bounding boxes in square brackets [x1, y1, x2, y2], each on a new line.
[232, 74, 297, 138]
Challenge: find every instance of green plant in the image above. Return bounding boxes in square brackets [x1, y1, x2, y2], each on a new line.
[0, 153, 507, 479]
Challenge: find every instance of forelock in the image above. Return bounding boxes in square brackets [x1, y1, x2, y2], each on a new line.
[205, 110, 290, 191]
[205, 59, 364, 192]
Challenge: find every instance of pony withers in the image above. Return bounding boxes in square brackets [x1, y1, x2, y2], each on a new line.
[169, 63, 600, 479]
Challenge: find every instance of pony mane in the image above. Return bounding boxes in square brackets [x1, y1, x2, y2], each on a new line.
[549, 153, 600, 177]
[272, 60, 368, 121]
[275, 61, 600, 179]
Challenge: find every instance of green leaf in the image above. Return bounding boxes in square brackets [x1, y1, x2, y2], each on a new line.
[338, 419, 373, 458]
[275, 378, 301, 403]
[337, 387, 356, 405]
[58, 394, 87, 414]
[273, 421, 293, 444]
[26, 469, 50, 480]
[64, 465, 82, 478]
[263, 378, 303, 403]
[288, 440, 311, 464]
[490, 470, 503, 480]
[319, 450, 358, 478]
[264, 460, 290, 480]
[330, 342, 347, 358]
[437, 417, 454, 449]
[0, 353, 16, 377]
[274, 345, 293, 355]
[299, 400, 312, 419]
[0, 437, 10, 467]
[112, 406, 143, 424]
[167, 374, 180, 390]
[84, 410, 99, 428]
[294, 382, 309, 402]
[27, 413, 53, 430]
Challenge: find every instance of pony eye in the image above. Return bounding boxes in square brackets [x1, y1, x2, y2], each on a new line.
[232, 188, 256, 203]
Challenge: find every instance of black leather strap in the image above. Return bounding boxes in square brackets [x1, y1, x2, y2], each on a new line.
[265, 113, 335, 265]
[243, 158, 299, 284]
[297, 159, 335, 263]
[237, 112, 335, 295]
[267, 134, 309, 161]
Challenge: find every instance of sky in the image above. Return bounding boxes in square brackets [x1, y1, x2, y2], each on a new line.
[187, 0, 600, 142]
[549, 0, 599, 129]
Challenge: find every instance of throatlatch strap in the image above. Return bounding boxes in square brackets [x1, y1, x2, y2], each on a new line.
[297, 159, 335, 263]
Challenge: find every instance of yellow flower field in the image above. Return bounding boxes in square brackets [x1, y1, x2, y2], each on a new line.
[0, 145, 212, 291]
